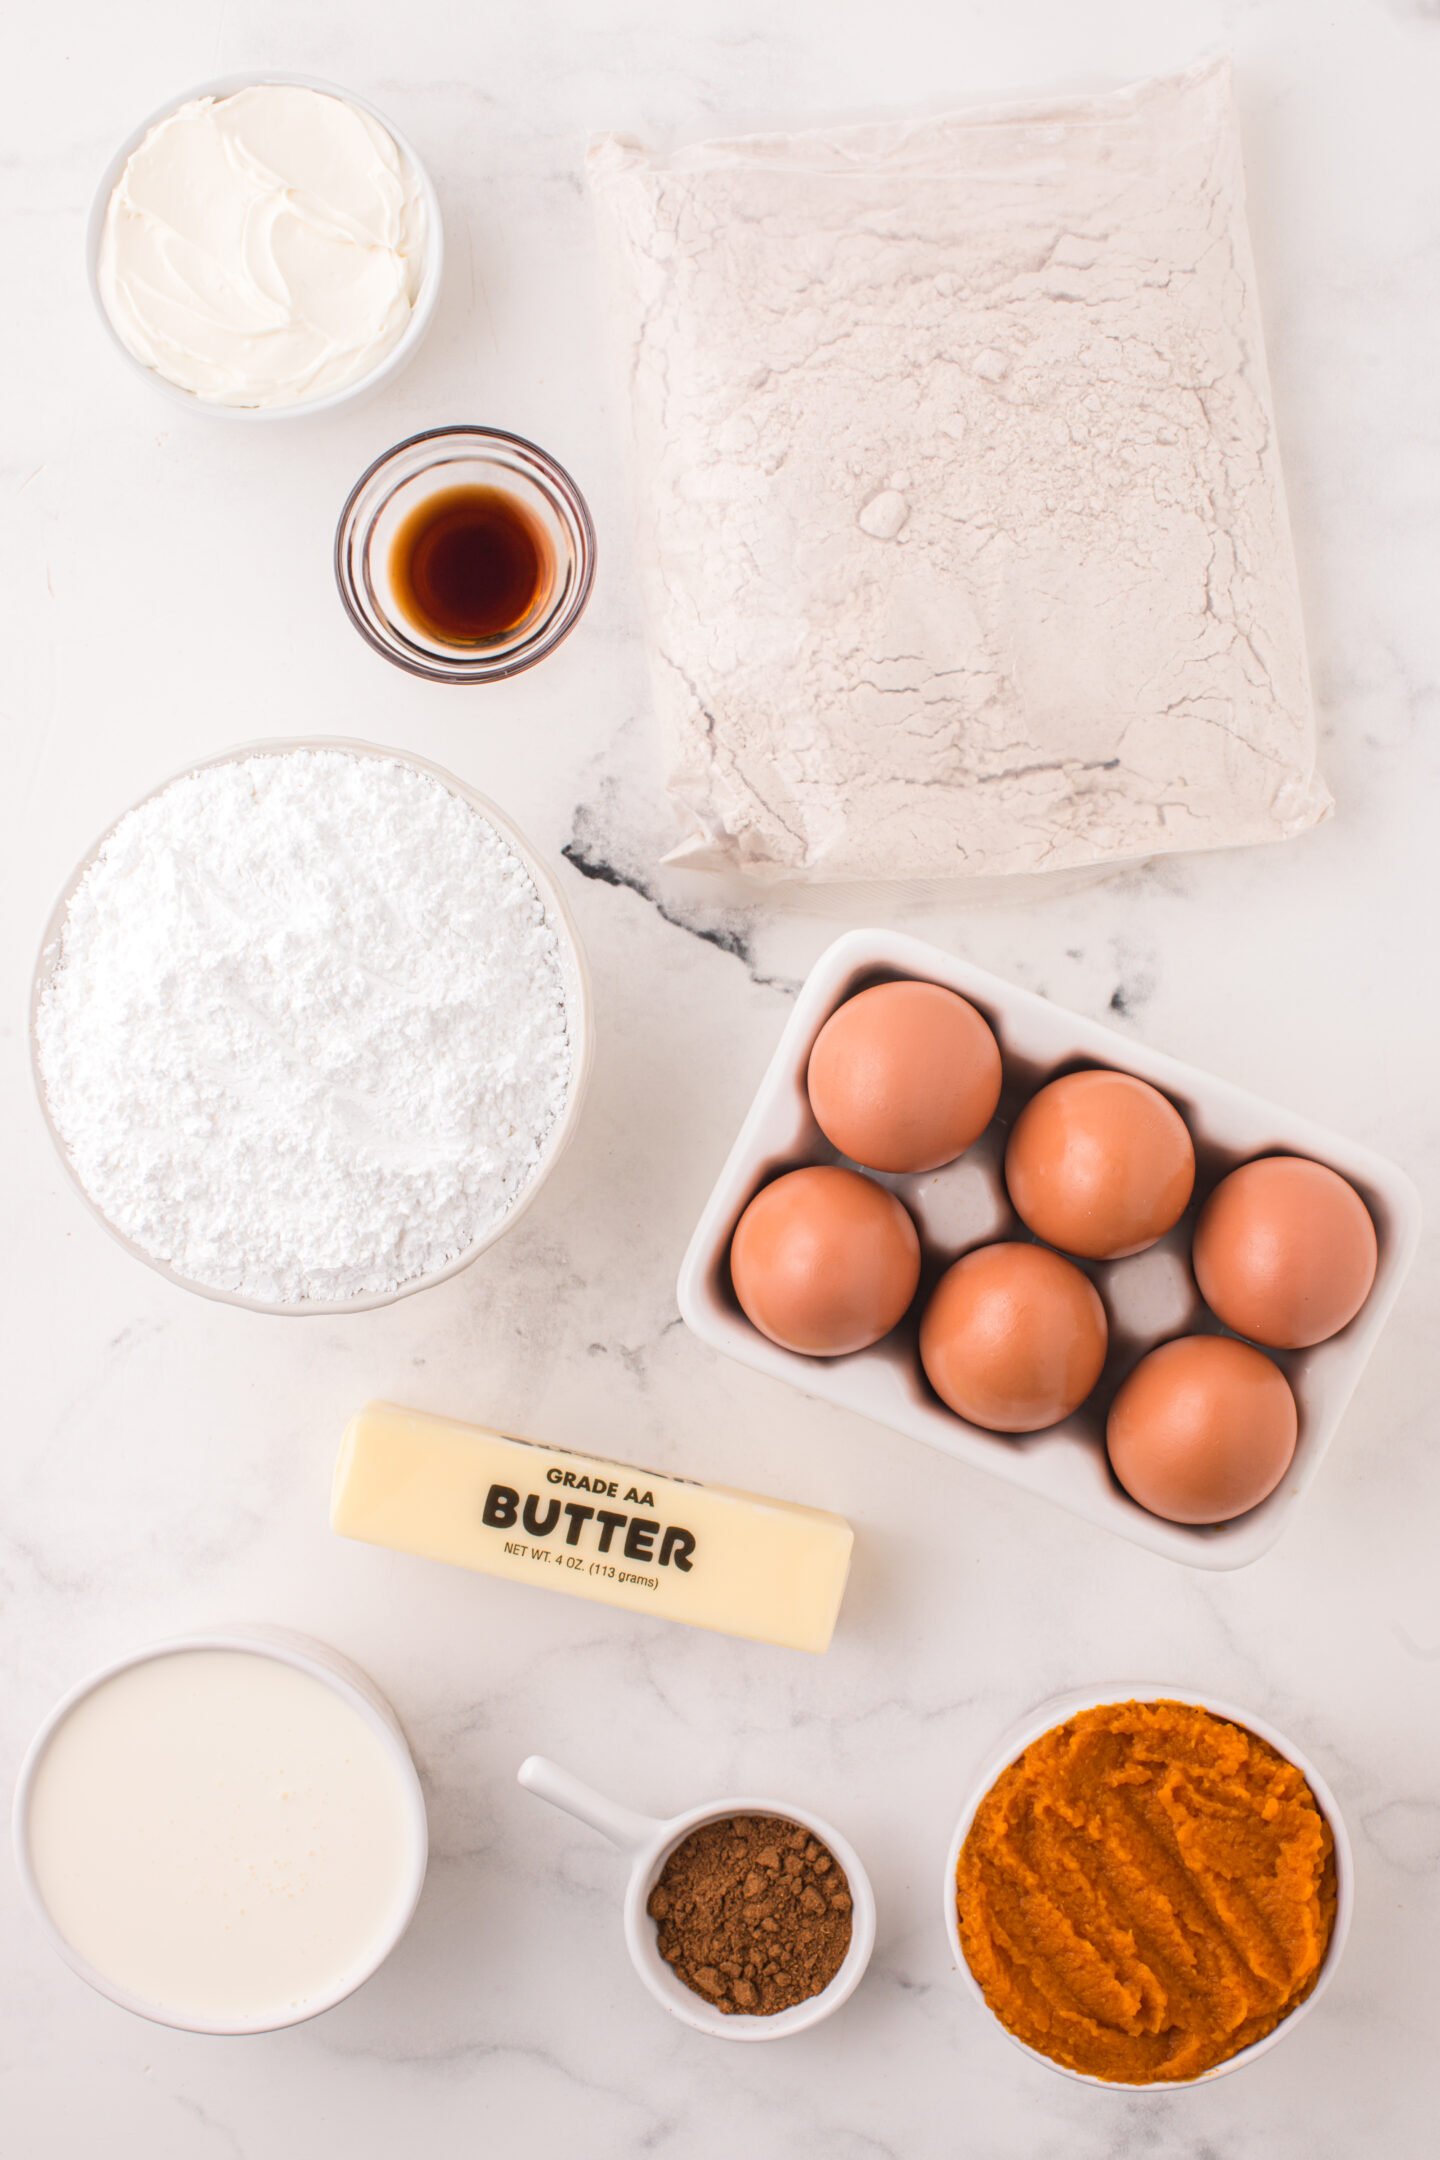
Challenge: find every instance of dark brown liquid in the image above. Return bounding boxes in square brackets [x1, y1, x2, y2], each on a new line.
[390, 485, 553, 645]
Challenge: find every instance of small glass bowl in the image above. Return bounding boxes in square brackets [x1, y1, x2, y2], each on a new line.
[335, 426, 596, 682]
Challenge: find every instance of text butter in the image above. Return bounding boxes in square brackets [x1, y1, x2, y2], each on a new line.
[331, 1403, 853, 1654]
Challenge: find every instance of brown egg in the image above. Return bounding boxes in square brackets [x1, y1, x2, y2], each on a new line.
[1005, 1068, 1195, 1261]
[806, 980, 1002, 1174]
[730, 1165, 921, 1356]
[919, 1242, 1108, 1433]
[1106, 1335, 1298, 1524]
[1193, 1155, 1378, 1349]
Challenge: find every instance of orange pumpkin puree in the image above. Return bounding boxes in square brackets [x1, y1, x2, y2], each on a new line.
[956, 1700, 1336, 2083]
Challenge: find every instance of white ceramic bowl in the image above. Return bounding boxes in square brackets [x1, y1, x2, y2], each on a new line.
[86, 73, 443, 419]
[31, 737, 593, 1315]
[13, 1627, 429, 2035]
[943, 1684, 1352, 2089]
[517, 1755, 876, 2040]
[677, 927, 1421, 1568]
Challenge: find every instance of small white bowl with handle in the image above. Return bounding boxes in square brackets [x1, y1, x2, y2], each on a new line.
[518, 1755, 875, 2040]
[944, 1683, 1353, 2089]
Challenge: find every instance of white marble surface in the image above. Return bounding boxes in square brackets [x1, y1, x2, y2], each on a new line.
[3, 1, 1438, 2153]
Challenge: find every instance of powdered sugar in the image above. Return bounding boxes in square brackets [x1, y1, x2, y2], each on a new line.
[34, 748, 573, 1305]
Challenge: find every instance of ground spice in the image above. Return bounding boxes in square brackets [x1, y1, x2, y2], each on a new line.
[647, 1813, 852, 2015]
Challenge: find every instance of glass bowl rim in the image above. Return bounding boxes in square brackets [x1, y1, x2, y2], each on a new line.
[333, 424, 597, 683]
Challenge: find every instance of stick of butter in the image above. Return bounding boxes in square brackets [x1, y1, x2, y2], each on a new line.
[331, 1402, 854, 1654]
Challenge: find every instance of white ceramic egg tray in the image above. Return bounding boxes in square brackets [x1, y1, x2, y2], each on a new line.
[678, 929, 1421, 1569]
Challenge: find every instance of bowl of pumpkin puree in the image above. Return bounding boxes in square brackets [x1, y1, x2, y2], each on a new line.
[946, 1690, 1351, 2086]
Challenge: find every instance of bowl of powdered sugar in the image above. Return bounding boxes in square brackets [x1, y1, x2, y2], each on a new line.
[31, 741, 590, 1313]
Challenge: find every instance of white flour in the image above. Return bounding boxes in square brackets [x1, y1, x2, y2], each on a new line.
[590, 60, 1332, 882]
[35, 749, 572, 1305]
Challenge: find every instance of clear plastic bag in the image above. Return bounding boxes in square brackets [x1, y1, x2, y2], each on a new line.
[590, 61, 1331, 884]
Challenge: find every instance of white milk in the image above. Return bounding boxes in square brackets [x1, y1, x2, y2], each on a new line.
[23, 1647, 422, 2028]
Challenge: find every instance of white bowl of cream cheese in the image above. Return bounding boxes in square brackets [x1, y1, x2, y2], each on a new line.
[87, 75, 442, 417]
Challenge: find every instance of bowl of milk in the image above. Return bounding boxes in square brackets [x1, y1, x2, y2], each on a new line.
[12, 1629, 428, 2033]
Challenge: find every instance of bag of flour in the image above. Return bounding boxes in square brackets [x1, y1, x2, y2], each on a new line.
[589, 60, 1331, 883]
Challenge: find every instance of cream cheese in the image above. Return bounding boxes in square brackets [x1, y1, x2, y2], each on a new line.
[97, 84, 428, 409]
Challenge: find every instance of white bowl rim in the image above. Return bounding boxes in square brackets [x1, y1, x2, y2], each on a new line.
[11, 1625, 429, 2036]
[85, 71, 444, 420]
[30, 735, 594, 1315]
[942, 1682, 1354, 2090]
[619, 1793, 879, 2043]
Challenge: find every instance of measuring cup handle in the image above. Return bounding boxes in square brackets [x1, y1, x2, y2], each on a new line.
[517, 1755, 662, 1854]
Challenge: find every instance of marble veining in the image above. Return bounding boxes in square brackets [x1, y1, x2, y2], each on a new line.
[564, 808, 794, 990]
